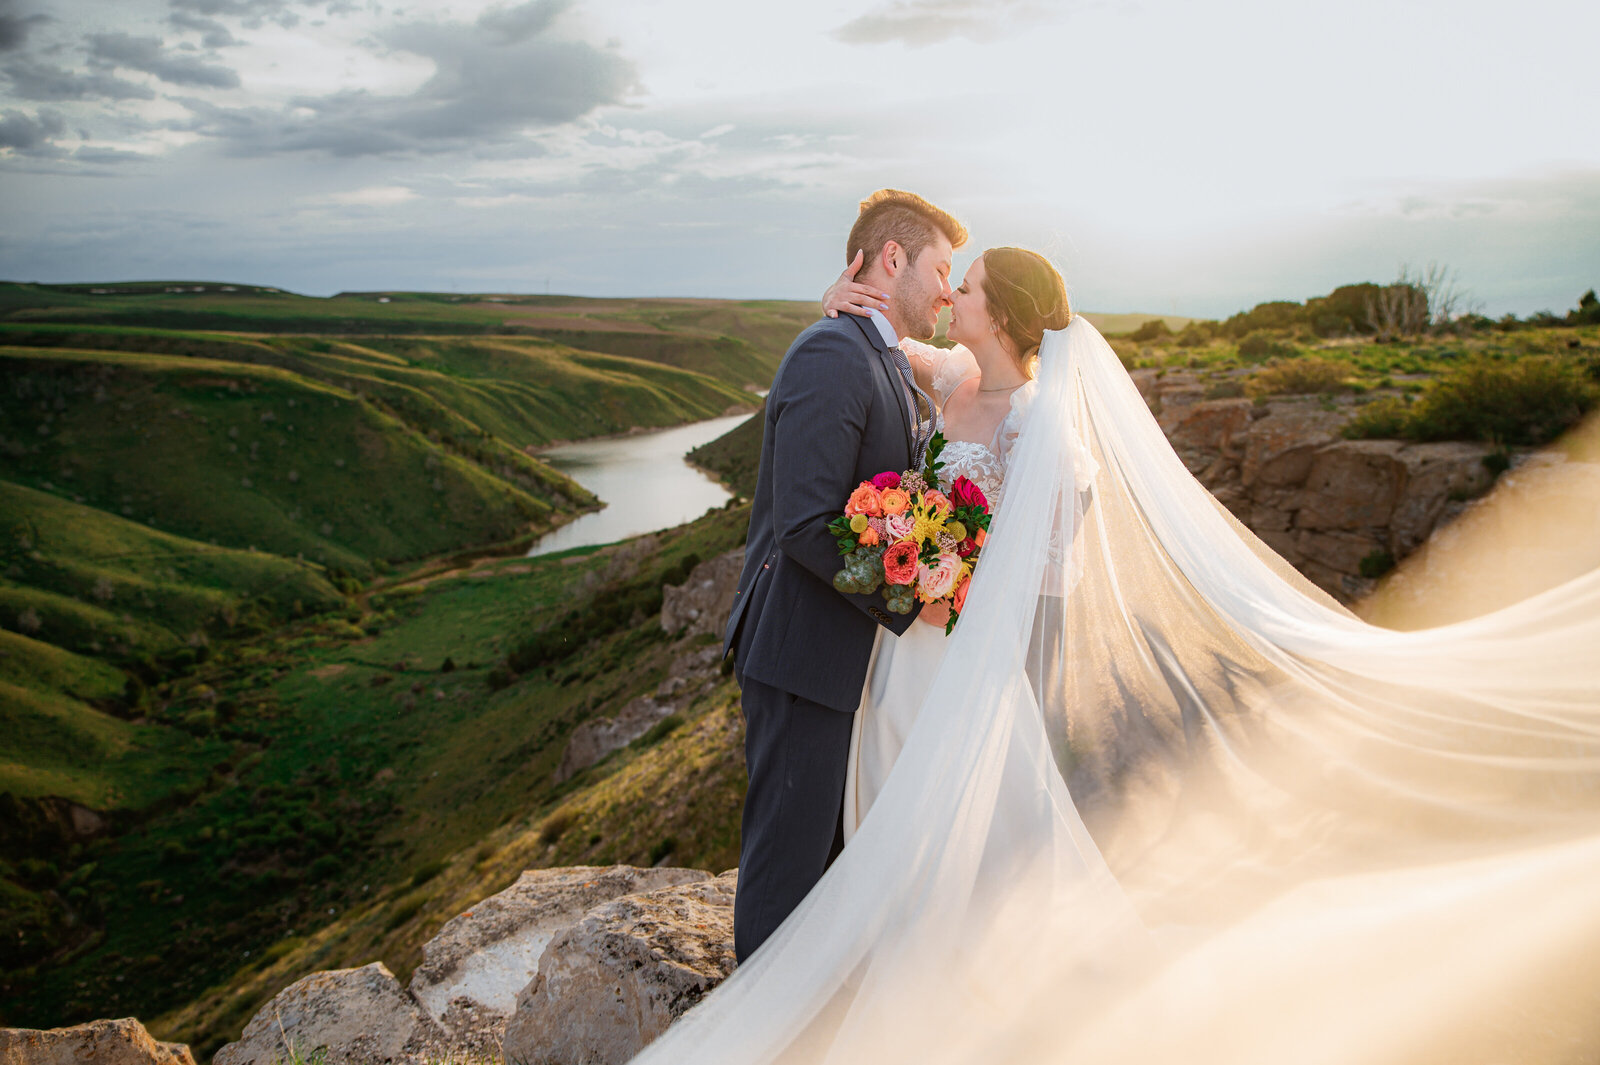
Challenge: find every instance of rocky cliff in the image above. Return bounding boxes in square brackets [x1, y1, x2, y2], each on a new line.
[1134, 370, 1504, 601]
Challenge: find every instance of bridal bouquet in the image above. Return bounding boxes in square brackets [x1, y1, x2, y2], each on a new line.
[828, 434, 991, 634]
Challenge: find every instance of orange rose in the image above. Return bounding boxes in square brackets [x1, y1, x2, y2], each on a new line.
[845, 483, 883, 518]
[923, 489, 952, 515]
[974, 528, 988, 548]
[882, 539, 920, 585]
[952, 575, 971, 614]
[858, 525, 881, 546]
[879, 487, 911, 515]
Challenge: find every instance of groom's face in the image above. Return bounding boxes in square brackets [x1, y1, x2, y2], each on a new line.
[892, 236, 955, 341]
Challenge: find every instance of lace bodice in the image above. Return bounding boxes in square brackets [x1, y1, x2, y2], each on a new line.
[900, 338, 1034, 511]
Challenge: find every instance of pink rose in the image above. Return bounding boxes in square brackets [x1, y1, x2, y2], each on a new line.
[884, 512, 915, 540]
[871, 470, 902, 491]
[949, 476, 988, 512]
[916, 551, 963, 602]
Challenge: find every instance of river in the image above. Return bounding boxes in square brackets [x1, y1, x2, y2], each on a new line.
[525, 412, 755, 557]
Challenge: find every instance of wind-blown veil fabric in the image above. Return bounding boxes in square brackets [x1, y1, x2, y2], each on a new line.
[631, 318, 1600, 1065]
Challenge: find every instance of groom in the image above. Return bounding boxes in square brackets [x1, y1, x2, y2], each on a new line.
[723, 189, 968, 962]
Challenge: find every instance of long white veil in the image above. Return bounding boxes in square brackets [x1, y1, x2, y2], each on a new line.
[632, 318, 1600, 1065]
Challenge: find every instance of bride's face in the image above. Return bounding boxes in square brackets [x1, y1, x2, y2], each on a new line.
[947, 258, 992, 348]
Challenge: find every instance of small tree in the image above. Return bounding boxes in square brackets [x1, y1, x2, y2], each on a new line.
[1570, 289, 1600, 325]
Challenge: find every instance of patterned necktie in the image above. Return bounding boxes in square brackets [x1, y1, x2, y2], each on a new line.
[887, 345, 935, 468]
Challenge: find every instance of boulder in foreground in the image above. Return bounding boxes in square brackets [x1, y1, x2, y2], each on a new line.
[501, 870, 738, 1065]
[0, 1017, 195, 1065]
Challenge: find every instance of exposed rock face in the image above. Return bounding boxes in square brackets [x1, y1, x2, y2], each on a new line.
[555, 556, 735, 783]
[555, 694, 679, 782]
[1142, 388, 1500, 601]
[408, 865, 709, 1030]
[501, 871, 739, 1065]
[0, 1018, 195, 1065]
[660, 548, 743, 637]
[213, 963, 441, 1065]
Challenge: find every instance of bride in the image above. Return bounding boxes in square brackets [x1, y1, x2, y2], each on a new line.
[629, 247, 1600, 1063]
[825, 246, 1081, 840]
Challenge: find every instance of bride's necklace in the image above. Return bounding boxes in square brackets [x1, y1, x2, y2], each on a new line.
[979, 381, 1025, 393]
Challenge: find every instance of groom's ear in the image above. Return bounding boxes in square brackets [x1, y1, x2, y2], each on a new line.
[880, 240, 903, 278]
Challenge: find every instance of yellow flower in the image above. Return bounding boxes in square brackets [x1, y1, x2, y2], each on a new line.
[909, 501, 945, 545]
[849, 513, 870, 534]
[944, 520, 967, 542]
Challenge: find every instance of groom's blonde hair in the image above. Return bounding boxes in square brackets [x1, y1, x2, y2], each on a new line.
[847, 189, 968, 271]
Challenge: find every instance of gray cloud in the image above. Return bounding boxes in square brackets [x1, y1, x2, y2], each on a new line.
[88, 31, 240, 89]
[0, 104, 62, 149]
[2, 54, 157, 100]
[478, 0, 565, 44]
[833, 0, 1051, 47]
[168, 11, 240, 48]
[0, 0, 49, 53]
[181, 1, 634, 157]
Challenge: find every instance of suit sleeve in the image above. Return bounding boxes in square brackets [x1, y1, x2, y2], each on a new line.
[769, 330, 919, 634]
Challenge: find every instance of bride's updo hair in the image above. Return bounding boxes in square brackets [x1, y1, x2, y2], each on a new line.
[979, 247, 1072, 378]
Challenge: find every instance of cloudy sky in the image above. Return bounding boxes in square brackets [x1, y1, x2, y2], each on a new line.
[1, 0, 1597, 317]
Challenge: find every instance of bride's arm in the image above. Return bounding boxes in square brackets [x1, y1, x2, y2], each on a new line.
[900, 338, 978, 407]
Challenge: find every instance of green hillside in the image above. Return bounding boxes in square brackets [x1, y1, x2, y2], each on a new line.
[1, 504, 749, 1057]
[0, 347, 579, 575]
[0, 282, 816, 390]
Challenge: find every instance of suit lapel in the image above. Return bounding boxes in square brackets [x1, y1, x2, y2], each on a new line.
[845, 316, 916, 463]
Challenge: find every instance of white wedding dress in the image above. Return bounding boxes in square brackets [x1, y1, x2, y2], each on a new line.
[842, 338, 1056, 840]
[629, 318, 1600, 1065]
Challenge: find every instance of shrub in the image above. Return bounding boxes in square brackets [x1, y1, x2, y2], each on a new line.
[635, 714, 685, 748]
[1359, 550, 1396, 579]
[649, 836, 679, 866]
[539, 808, 577, 846]
[1129, 318, 1171, 343]
[1236, 331, 1298, 362]
[409, 858, 449, 887]
[1246, 357, 1354, 397]
[1343, 396, 1411, 439]
[1204, 379, 1246, 399]
[1405, 357, 1597, 446]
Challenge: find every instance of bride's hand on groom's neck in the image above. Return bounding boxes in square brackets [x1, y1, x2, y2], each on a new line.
[823, 249, 889, 319]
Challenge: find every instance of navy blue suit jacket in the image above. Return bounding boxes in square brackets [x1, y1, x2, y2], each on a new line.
[723, 314, 922, 713]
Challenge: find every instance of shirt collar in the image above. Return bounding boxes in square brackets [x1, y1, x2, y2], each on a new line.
[865, 308, 900, 351]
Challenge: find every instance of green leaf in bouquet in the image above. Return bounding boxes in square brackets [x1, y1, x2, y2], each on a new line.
[922, 432, 947, 487]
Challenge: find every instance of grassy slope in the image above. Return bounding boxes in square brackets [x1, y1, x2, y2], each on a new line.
[0, 347, 584, 575]
[1, 479, 346, 659]
[2, 506, 750, 1057]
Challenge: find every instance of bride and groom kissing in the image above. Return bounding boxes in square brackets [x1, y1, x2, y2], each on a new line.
[722, 189, 1073, 961]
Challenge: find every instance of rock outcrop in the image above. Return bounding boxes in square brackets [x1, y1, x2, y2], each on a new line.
[216, 865, 732, 1065]
[213, 963, 441, 1065]
[659, 547, 743, 637]
[554, 553, 737, 782]
[1139, 376, 1501, 601]
[501, 871, 738, 1065]
[0, 1018, 196, 1065]
[408, 865, 708, 1033]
